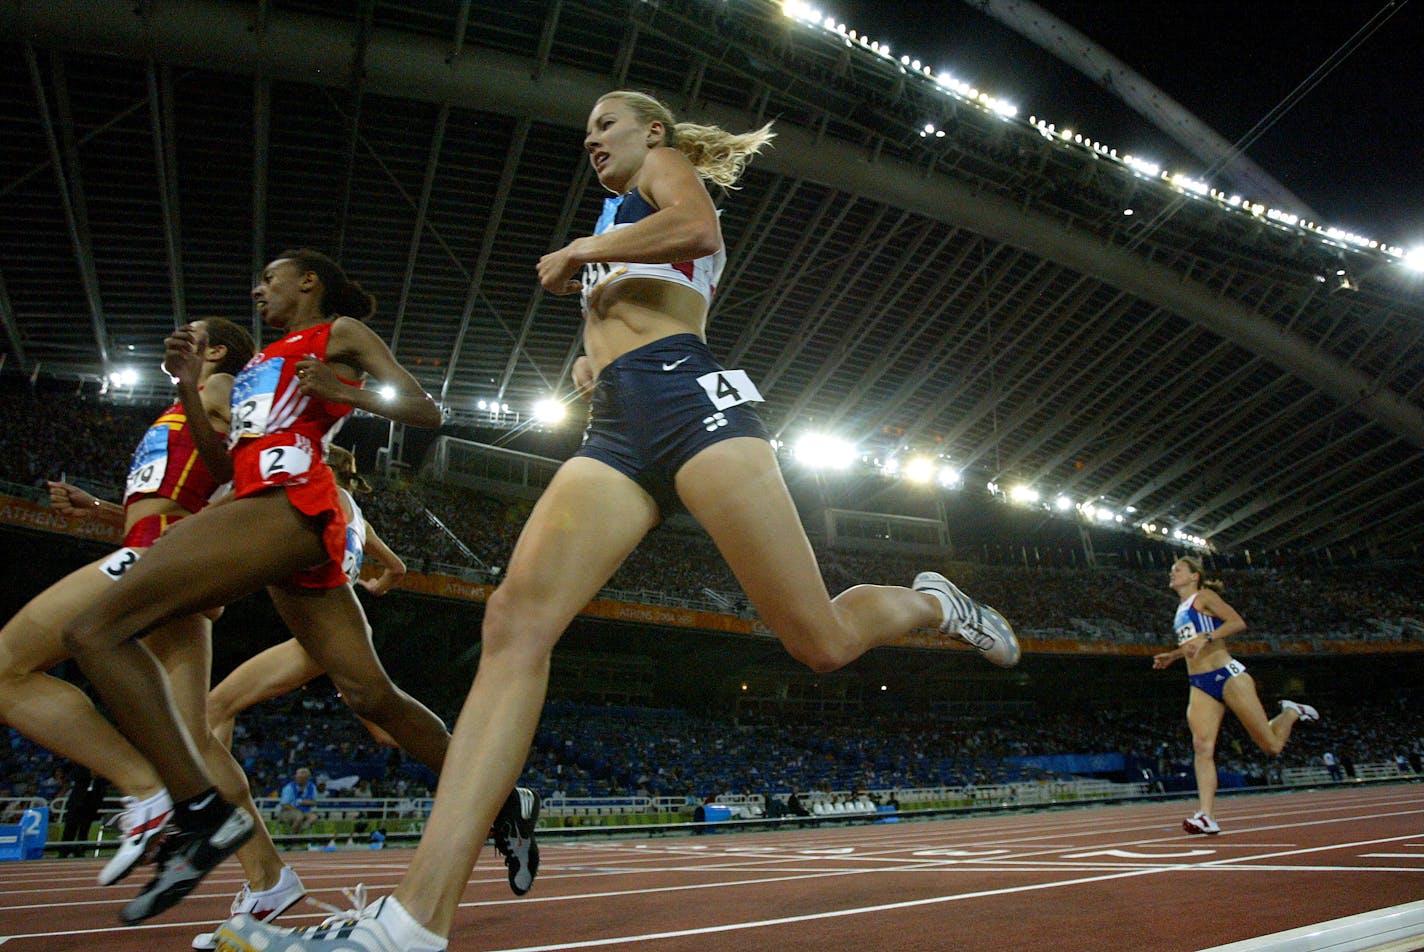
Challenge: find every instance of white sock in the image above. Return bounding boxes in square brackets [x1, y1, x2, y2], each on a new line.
[251, 866, 297, 897]
[137, 788, 173, 813]
[375, 896, 447, 952]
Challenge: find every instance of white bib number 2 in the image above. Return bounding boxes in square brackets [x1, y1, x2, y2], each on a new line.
[260, 443, 313, 481]
[696, 369, 763, 411]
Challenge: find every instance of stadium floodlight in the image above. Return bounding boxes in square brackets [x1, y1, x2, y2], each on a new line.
[792, 432, 856, 470]
[108, 368, 139, 388]
[938, 466, 962, 488]
[378, 385, 396, 400]
[1009, 485, 1039, 505]
[903, 457, 936, 484]
[477, 399, 488, 411]
[1055, 495, 1074, 511]
[533, 398, 565, 425]
[1095, 507, 1115, 522]
[1404, 247, 1424, 273]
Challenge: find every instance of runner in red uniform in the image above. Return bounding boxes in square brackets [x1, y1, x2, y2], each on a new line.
[0, 318, 254, 888]
[62, 249, 448, 925]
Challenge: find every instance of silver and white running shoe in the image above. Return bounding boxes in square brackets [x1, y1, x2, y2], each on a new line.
[913, 572, 1021, 667]
[193, 865, 306, 949]
[214, 892, 444, 952]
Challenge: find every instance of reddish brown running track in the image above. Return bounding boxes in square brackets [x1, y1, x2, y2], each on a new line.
[1, 784, 1421, 951]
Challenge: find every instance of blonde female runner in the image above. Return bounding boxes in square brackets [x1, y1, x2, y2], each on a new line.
[217, 91, 1018, 952]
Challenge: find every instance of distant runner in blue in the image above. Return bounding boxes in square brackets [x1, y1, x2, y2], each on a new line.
[1154, 556, 1319, 835]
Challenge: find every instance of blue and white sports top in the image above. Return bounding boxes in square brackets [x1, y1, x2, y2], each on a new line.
[1174, 592, 1222, 645]
[580, 188, 724, 310]
[337, 487, 368, 584]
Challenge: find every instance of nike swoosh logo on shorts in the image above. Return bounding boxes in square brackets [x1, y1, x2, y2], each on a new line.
[662, 356, 690, 371]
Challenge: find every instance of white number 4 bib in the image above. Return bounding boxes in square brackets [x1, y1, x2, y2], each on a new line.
[696, 369, 763, 410]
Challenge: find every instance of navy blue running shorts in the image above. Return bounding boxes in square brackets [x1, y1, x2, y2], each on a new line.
[575, 333, 770, 514]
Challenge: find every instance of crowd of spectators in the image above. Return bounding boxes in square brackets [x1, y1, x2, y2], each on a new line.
[3, 384, 1421, 649]
[8, 693, 1423, 813]
[4, 383, 1424, 817]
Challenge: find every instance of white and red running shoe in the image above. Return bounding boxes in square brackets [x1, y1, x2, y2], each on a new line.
[1183, 811, 1220, 835]
[193, 865, 307, 949]
[97, 790, 173, 886]
[1281, 700, 1320, 723]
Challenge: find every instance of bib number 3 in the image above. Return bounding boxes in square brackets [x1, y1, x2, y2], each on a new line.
[697, 369, 763, 411]
[100, 547, 141, 581]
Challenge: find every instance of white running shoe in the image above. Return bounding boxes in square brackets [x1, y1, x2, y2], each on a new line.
[1281, 700, 1320, 723]
[193, 866, 307, 949]
[97, 790, 174, 886]
[913, 572, 1021, 667]
[214, 893, 445, 952]
[1182, 811, 1220, 835]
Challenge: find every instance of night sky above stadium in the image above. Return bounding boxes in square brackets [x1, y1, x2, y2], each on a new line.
[834, 1, 1422, 249]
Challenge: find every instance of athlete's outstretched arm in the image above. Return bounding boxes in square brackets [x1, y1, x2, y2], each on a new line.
[537, 148, 720, 295]
[46, 480, 126, 529]
[165, 323, 236, 483]
[357, 525, 406, 597]
[299, 317, 441, 428]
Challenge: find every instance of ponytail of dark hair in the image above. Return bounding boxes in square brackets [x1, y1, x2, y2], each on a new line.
[199, 317, 257, 376]
[277, 248, 376, 320]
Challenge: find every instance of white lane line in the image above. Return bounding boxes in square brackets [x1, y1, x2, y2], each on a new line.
[473, 831, 1424, 950]
[479, 866, 1174, 951]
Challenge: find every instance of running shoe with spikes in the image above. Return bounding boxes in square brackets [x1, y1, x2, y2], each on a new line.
[1182, 811, 1220, 835]
[913, 572, 1021, 668]
[1281, 700, 1320, 723]
[491, 786, 541, 896]
[98, 789, 173, 886]
[214, 891, 445, 952]
[193, 865, 306, 949]
[121, 801, 254, 923]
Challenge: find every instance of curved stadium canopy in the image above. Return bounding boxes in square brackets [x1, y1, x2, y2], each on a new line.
[0, 0, 1421, 556]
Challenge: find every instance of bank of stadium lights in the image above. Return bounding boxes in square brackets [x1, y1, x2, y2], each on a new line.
[532, 398, 566, 425]
[106, 367, 139, 388]
[1026, 113, 1414, 265]
[791, 432, 857, 470]
[1008, 485, 1039, 506]
[782, 2, 1412, 267]
[780, 1, 1019, 121]
[891, 455, 960, 488]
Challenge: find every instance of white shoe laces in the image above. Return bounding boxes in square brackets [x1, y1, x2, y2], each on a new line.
[308, 883, 370, 929]
[230, 883, 253, 915]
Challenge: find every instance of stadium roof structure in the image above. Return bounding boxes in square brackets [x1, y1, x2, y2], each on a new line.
[1, 0, 1422, 557]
